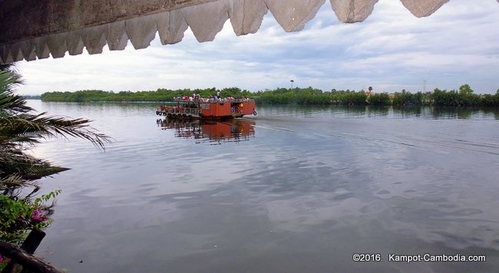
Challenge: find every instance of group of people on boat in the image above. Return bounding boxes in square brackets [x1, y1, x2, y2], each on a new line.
[173, 92, 251, 104]
[175, 93, 201, 102]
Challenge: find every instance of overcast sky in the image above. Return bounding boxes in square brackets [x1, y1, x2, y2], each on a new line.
[14, 0, 499, 96]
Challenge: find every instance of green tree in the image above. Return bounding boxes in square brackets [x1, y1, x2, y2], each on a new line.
[456, 84, 478, 106]
[458, 84, 473, 96]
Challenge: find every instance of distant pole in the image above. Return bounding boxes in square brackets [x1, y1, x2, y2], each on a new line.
[290, 79, 294, 89]
[424, 80, 426, 93]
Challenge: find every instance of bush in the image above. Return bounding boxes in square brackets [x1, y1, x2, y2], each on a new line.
[0, 190, 60, 245]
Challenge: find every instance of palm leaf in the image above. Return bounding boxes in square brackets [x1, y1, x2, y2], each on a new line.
[0, 70, 32, 115]
[0, 68, 112, 186]
[0, 150, 69, 180]
[0, 112, 112, 149]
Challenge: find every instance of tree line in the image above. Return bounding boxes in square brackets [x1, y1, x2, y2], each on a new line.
[40, 87, 252, 103]
[40, 84, 499, 107]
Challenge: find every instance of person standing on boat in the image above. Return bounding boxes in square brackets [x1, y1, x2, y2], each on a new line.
[216, 91, 221, 100]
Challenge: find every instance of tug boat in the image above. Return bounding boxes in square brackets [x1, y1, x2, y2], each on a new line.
[155, 97, 257, 120]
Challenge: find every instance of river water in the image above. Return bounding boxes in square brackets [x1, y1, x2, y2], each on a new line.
[27, 100, 499, 273]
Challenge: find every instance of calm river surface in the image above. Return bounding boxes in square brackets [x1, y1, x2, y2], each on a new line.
[27, 100, 499, 273]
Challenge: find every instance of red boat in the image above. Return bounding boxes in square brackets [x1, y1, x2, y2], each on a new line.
[156, 97, 257, 120]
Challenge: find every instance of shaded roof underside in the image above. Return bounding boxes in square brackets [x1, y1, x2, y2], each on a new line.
[1, 0, 497, 64]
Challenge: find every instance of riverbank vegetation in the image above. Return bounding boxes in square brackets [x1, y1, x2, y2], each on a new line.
[40, 84, 499, 107]
[1, 66, 111, 270]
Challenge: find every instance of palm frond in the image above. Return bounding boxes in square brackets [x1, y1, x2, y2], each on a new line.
[0, 150, 69, 180]
[0, 71, 32, 115]
[0, 67, 112, 191]
[0, 175, 38, 196]
[0, 112, 112, 149]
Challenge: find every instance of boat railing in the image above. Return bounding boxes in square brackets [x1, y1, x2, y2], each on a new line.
[171, 97, 254, 104]
[160, 105, 200, 116]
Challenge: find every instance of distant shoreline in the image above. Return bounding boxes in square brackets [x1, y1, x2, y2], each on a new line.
[37, 86, 499, 107]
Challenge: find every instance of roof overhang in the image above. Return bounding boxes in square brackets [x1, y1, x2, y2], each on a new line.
[1, 0, 493, 64]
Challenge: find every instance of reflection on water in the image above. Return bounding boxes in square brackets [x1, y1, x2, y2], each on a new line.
[24, 100, 499, 273]
[256, 105, 499, 120]
[157, 118, 255, 144]
[428, 107, 481, 120]
[393, 106, 498, 120]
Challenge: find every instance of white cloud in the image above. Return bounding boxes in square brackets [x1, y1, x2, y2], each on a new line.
[14, 0, 499, 95]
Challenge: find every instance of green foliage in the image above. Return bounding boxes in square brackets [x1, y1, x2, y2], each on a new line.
[339, 91, 368, 106]
[39, 84, 499, 107]
[480, 94, 499, 107]
[392, 90, 426, 106]
[0, 187, 60, 270]
[0, 189, 61, 244]
[254, 87, 331, 105]
[368, 93, 391, 106]
[430, 85, 484, 107]
[41, 87, 254, 102]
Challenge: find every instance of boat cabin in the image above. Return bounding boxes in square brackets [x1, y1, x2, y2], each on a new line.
[156, 97, 257, 120]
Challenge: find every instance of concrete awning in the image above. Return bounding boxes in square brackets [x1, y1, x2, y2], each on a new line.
[1, 0, 495, 64]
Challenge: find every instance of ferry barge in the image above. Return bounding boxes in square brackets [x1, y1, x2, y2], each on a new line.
[156, 97, 257, 120]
